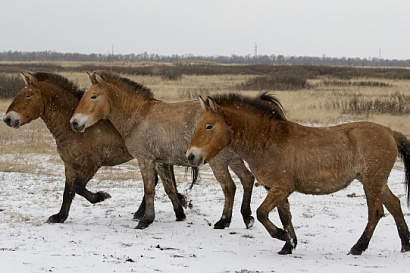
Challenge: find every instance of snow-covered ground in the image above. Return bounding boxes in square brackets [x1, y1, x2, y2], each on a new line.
[1, 154, 409, 273]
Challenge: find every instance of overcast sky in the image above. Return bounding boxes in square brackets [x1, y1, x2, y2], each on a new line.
[1, 0, 409, 59]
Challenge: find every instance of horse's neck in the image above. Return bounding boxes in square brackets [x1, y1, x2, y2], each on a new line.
[107, 88, 149, 138]
[228, 109, 275, 162]
[41, 91, 78, 141]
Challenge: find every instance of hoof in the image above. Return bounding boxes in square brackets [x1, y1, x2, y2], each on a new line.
[401, 243, 410, 252]
[135, 217, 154, 229]
[98, 191, 111, 200]
[278, 243, 293, 255]
[176, 213, 186, 222]
[46, 214, 66, 223]
[348, 248, 363, 255]
[245, 216, 255, 229]
[94, 191, 111, 203]
[214, 219, 230, 229]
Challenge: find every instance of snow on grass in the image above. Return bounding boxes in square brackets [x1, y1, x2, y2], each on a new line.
[0, 157, 409, 273]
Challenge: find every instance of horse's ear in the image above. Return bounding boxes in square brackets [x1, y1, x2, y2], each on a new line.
[22, 72, 38, 86]
[21, 72, 30, 86]
[199, 95, 208, 111]
[87, 72, 98, 85]
[93, 73, 105, 85]
[207, 97, 220, 112]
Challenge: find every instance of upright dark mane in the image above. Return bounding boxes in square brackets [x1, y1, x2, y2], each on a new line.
[31, 72, 84, 99]
[94, 70, 154, 100]
[210, 92, 286, 120]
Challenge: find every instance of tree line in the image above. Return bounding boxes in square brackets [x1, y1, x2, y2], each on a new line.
[0, 50, 409, 67]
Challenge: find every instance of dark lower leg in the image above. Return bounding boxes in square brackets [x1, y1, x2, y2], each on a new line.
[156, 164, 185, 221]
[382, 187, 410, 252]
[257, 189, 293, 254]
[230, 160, 255, 229]
[277, 198, 297, 254]
[349, 189, 384, 255]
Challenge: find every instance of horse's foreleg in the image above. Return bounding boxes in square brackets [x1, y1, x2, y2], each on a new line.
[229, 156, 255, 229]
[73, 168, 111, 204]
[209, 163, 236, 229]
[47, 176, 75, 223]
[156, 164, 186, 222]
[277, 198, 297, 254]
[349, 184, 384, 255]
[134, 172, 158, 220]
[381, 186, 410, 252]
[257, 188, 293, 255]
[135, 160, 156, 229]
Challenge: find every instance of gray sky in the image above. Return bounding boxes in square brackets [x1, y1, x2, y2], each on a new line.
[1, 0, 409, 59]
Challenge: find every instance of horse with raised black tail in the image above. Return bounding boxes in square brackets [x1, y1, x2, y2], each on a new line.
[187, 92, 410, 255]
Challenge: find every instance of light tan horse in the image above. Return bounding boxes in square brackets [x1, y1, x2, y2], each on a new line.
[186, 93, 410, 255]
[70, 70, 256, 229]
[3, 72, 189, 223]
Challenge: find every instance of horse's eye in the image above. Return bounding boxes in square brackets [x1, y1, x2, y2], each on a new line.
[90, 94, 98, 100]
[25, 95, 32, 99]
[206, 124, 213, 130]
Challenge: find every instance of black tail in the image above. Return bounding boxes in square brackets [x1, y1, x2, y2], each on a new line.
[394, 131, 410, 207]
[188, 167, 199, 190]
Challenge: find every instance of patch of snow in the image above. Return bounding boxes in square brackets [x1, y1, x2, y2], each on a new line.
[0, 157, 409, 273]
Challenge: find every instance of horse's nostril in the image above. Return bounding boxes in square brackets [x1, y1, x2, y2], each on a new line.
[188, 153, 195, 161]
[72, 120, 78, 127]
[4, 117, 11, 124]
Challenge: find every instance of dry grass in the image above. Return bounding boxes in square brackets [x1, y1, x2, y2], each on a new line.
[2, 66, 410, 178]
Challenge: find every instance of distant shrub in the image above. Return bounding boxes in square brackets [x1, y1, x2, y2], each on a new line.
[0, 74, 24, 99]
[321, 80, 393, 88]
[325, 92, 410, 115]
[161, 69, 182, 80]
[237, 74, 308, 91]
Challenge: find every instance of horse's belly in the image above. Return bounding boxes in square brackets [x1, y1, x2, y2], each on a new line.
[296, 173, 356, 195]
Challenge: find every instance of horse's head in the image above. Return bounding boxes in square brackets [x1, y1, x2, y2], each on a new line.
[186, 96, 232, 166]
[70, 72, 110, 132]
[3, 72, 45, 128]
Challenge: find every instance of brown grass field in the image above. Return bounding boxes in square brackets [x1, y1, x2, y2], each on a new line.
[1, 62, 410, 174]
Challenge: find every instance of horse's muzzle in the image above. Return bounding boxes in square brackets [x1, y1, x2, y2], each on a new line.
[186, 148, 204, 166]
[3, 114, 20, 128]
[70, 119, 85, 132]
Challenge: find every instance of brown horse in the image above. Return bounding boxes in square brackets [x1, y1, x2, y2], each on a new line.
[186, 93, 410, 255]
[70, 70, 256, 230]
[3, 72, 190, 223]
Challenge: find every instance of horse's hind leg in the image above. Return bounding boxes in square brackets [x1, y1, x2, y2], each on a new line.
[381, 186, 410, 252]
[349, 183, 384, 255]
[277, 198, 297, 254]
[229, 156, 255, 229]
[257, 188, 294, 254]
[155, 164, 186, 222]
